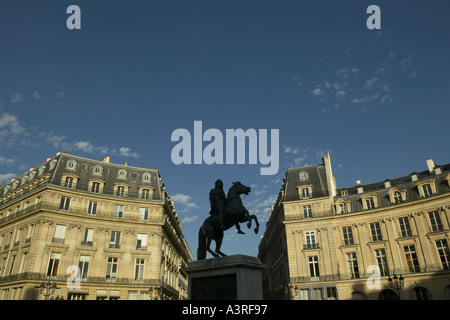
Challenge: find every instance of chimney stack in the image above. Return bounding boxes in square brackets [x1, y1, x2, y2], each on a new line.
[426, 158, 435, 173]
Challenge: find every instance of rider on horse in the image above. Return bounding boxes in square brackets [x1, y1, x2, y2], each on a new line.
[209, 179, 245, 234]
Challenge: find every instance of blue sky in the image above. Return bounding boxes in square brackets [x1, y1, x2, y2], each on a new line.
[1, 0, 449, 257]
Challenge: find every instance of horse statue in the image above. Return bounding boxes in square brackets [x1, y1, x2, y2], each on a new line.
[197, 181, 259, 260]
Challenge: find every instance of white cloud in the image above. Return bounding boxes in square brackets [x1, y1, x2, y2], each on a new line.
[182, 215, 198, 224]
[33, 91, 41, 100]
[0, 155, 15, 166]
[311, 87, 324, 96]
[0, 173, 16, 185]
[0, 112, 25, 134]
[118, 147, 140, 158]
[171, 193, 198, 211]
[56, 92, 65, 98]
[10, 94, 23, 104]
[364, 77, 378, 89]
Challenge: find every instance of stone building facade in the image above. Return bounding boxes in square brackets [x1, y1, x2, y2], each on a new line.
[258, 155, 450, 300]
[0, 152, 192, 300]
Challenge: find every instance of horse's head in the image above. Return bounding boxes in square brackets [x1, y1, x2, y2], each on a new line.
[231, 181, 251, 196]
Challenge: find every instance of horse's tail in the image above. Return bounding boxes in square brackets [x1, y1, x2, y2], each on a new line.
[197, 226, 207, 260]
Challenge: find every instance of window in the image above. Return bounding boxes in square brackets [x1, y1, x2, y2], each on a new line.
[59, 196, 71, 210]
[339, 202, 349, 214]
[92, 165, 103, 176]
[302, 188, 310, 198]
[312, 288, 323, 300]
[346, 252, 360, 279]
[117, 169, 127, 179]
[78, 255, 90, 279]
[370, 222, 383, 242]
[308, 256, 320, 281]
[64, 177, 74, 188]
[404, 244, 420, 273]
[299, 289, 309, 300]
[106, 257, 118, 280]
[116, 186, 125, 197]
[53, 225, 66, 243]
[303, 205, 312, 218]
[142, 189, 150, 200]
[113, 205, 124, 218]
[428, 211, 443, 232]
[399, 217, 412, 237]
[110, 231, 121, 249]
[436, 239, 450, 270]
[47, 253, 61, 276]
[91, 182, 100, 193]
[139, 208, 149, 221]
[305, 231, 317, 249]
[142, 173, 151, 183]
[134, 259, 145, 281]
[66, 159, 77, 170]
[82, 228, 93, 246]
[299, 171, 309, 181]
[422, 184, 432, 197]
[414, 287, 429, 300]
[342, 226, 354, 245]
[87, 201, 98, 215]
[365, 198, 375, 209]
[393, 191, 403, 202]
[326, 287, 338, 300]
[375, 249, 389, 276]
[25, 225, 34, 243]
[19, 252, 28, 274]
[136, 234, 147, 250]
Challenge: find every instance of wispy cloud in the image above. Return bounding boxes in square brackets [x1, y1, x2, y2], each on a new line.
[10, 94, 23, 104]
[0, 173, 16, 185]
[40, 131, 140, 158]
[171, 193, 198, 212]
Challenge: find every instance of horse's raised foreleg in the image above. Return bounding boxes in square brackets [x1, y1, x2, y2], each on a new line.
[250, 215, 260, 234]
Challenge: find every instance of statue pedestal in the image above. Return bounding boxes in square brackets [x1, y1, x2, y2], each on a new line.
[185, 255, 265, 300]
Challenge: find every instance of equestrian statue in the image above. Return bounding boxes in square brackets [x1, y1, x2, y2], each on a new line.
[197, 179, 259, 260]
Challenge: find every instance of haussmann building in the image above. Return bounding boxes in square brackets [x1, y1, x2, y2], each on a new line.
[258, 155, 450, 300]
[0, 152, 193, 300]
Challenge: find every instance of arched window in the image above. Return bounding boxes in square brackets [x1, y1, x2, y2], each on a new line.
[142, 172, 151, 183]
[66, 159, 77, 170]
[378, 289, 399, 300]
[117, 169, 127, 179]
[92, 165, 103, 176]
[414, 287, 430, 300]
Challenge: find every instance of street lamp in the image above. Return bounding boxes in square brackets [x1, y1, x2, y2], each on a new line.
[388, 273, 404, 299]
[39, 281, 57, 300]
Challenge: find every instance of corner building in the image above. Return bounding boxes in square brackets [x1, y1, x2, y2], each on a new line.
[0, 152, 193, 300]
[258, 155, 450, 300]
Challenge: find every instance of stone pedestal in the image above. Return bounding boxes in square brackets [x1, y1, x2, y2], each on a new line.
[185, 255, 265, 300]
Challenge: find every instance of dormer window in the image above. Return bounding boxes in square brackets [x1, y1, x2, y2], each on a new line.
[299, 171, 309, 181]
[92, 165, 103, 176]
[335, 199, 351, 214]
[117, 169, 127, 180]
[297, 185, 313, 200]
[142, 173, 151, 183]
[417, 180, 437, 198]
[66, 159, 77, 170]
[387, 188, 407, 204]
[361, 194, 378, 210]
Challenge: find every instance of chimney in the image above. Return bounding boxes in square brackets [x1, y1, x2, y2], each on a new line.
[356, 178, 361, 185]
[426, 158, 435, 173]
[102, 155, 111, 163]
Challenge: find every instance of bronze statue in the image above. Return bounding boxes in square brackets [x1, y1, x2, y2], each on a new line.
[198, 181, 260, 260]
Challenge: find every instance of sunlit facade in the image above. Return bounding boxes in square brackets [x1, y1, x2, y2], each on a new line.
[259, 155, 450, 300]
[0, 152, 192, 300]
